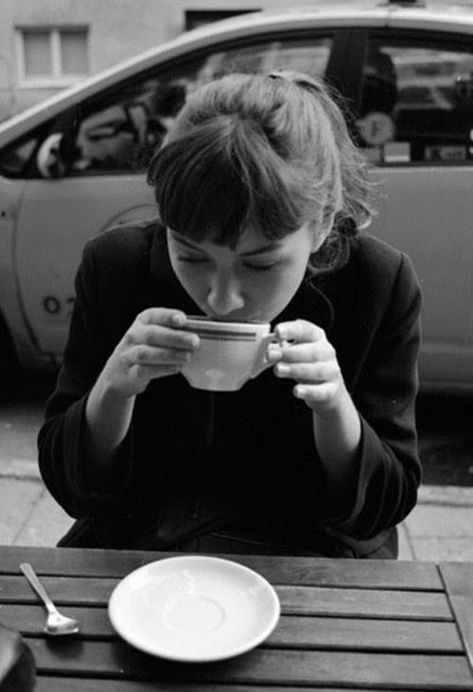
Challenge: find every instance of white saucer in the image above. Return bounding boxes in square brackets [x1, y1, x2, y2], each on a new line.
[108, 555, 280, 662]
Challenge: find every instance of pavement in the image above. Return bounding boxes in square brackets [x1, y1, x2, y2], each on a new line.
[1, 457, 473, 559]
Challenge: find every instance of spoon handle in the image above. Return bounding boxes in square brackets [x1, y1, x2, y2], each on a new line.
[20, 562, 57, 615]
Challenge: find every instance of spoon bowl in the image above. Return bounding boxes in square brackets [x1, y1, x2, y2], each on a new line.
[20, 562, 80, 636]
[42, 610, 80, 636]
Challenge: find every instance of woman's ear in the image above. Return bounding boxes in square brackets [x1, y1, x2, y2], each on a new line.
[311, 232, 327, 254]
[310, 212, 335, 253]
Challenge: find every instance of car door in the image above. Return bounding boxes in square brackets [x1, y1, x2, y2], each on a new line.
[355, 29, 473, 390]
[9, 29, 344, 362]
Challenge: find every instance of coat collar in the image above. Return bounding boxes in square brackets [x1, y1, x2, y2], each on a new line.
[149, 223, 335, 332]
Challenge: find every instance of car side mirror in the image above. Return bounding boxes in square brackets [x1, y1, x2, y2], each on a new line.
[36, 133, 67, 179]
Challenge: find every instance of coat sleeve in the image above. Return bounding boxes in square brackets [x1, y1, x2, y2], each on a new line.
[37, 240, 135, 518]
[323, 251, 422, 540]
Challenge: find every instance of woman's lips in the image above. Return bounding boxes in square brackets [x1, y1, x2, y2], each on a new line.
[205, 315, 261, 323]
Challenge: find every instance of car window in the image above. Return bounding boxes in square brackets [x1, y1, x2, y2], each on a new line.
[0, 133, 39, 177]
[357, 33, 473, 165]
[67, 35, 332, 176]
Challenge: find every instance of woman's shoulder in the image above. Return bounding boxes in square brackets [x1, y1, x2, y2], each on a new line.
[348, 231, 419, 287]
[75, 220, 168, 336]
[351, 231, 405, 266]
[83, 218, 163, 267]
[320, 231, 421, 314]
[343, 232, 422, 321]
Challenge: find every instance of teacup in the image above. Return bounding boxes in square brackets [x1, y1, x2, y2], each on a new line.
[181, 316, 276, 391]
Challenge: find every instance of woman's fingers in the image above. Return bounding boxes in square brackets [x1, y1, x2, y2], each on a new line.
[293, 382, 337, 405]
[127, 311, 199, 352]
[275, 319, 325, 344]
[277, 341, 334, 364]
[275, 360, 340, 381]
[124, 344, 191, 368]
[127, 324, 198, 351]
[272, 319, 346, 413]
[137, 307, 186, 327]
[128, 363, 183, 381]
[104, 309, 201, 396]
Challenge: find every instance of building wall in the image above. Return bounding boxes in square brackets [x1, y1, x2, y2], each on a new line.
[0, 0, 280, 120]
[0, 0, 180, 118]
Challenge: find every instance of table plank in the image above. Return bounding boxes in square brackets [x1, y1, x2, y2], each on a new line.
[33, 678, 436, 692]
[447, 596, 473, 672]
[268, 615, 463, 653]
[276, 585, 452, 620]
[2, 603, 460, 652]
[440, 563, 473, 597]
[439, 563, 473, 676]
[26, 639, 473, 689]
[0, 546, 443, 590]
[35, 679, 404, 692]
[0, 575, 452, 619]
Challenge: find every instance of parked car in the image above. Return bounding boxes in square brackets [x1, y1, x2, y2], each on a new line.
[1, 0, 473, 393]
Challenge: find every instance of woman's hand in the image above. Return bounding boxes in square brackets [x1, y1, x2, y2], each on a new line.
[100, 308, 198, 399]
[268, 319, 346, 415]
[268, 319, 361, 497]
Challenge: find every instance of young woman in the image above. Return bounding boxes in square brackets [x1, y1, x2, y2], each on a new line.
[38, 71, 422, 558]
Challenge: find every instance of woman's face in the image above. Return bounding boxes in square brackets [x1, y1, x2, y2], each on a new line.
[167, 223, 324, 322]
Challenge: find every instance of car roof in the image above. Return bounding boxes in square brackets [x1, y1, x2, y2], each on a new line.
[1, 0, 473, 145]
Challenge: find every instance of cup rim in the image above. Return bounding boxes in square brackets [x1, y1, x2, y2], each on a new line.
[184, 315, 269, 329]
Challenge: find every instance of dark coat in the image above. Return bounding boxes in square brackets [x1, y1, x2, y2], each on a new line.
[38, 221, 422, 558]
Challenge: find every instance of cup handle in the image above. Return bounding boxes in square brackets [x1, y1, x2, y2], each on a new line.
[250, 332, 285, 380]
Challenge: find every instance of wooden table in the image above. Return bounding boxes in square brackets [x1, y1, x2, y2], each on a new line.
[1, 546, 473, 691]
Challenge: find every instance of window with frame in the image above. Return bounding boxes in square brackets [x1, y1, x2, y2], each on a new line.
[17, 27, 89, 84]
[1, 33, 334, 179]
[357, 33, 473, 165]
[61, 34, 333, 176]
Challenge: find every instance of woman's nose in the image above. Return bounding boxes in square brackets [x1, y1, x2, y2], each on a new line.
[207, 273, 244, 316]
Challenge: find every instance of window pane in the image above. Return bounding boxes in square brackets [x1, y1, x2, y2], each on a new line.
[197, 37, 332, 82]
[358, 36, 473, 164]
[0, 134, 38, 176]
[23, 31, 52, 76]
[60, 31, 88, 74]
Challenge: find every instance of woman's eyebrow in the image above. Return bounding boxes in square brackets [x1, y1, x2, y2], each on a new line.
[170, 234, 204, 252]
[170, 231, 282, 256]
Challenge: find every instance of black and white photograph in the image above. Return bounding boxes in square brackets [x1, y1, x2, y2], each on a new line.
[1, 0, 473, 689]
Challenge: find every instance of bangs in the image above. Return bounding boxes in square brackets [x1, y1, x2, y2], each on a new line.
[147, 117, 304, 247]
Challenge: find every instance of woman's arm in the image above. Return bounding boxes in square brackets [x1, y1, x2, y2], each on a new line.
[84, 307, 198, 483]
[269, 250, 422, 537]
[38, 233, 198, 514]
[269, 319, 362, 504]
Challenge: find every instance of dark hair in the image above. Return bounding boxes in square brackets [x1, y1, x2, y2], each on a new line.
[147, 70, 375, 271]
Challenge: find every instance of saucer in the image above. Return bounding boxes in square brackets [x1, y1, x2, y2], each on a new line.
[108, 555, 280, 662]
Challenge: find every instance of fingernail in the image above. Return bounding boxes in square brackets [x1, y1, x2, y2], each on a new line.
[172, 313, 186, 326]
[276, 326, 287, 341]
[276, 363, 289, 375]
[267, 344, 282, 361]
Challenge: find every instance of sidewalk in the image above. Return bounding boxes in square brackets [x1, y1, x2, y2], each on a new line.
[1, 458, 473, 559]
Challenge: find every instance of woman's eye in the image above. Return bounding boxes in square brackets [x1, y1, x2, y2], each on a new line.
[177, 256, 208, 264]
[244, 263, 278, 272]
